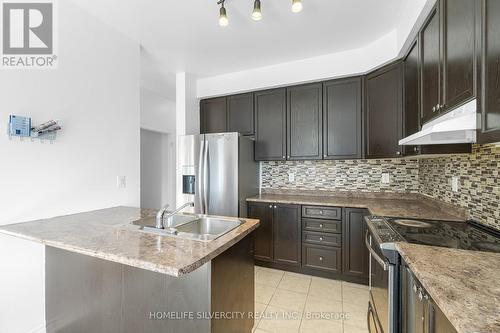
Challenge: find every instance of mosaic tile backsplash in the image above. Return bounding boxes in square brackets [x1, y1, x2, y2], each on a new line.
[261, 144, 500, 230]
[261, 158, 420, 193]
[419, 144, 500, 230]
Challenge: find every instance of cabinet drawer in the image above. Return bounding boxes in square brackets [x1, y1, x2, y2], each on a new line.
[302, 206, 342, 220]
[302, 231, 341, 247]
[302, 218, 342, 234]
[302, 244, 341, 273]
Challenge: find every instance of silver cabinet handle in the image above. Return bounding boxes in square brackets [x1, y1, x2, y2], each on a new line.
[319, 210, 323, 215]
[319, 256, 323, 261]
[282, 155, 285, 159]
[396, 151, 401, 155]
[365, 230, 389, 271]
[319, 224, 323, 228]
[319, 237, 323, 241]
[432, 106, 436, 112]
[273, 205, 277, 209]
[269, 205, 273, 209]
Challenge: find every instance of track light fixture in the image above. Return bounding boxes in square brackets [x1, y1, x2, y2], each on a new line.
[218, 0, 229, 27]
[217, 0, 303, 26]
[251, 0, 262, 21]
[292, 0, 303, 13]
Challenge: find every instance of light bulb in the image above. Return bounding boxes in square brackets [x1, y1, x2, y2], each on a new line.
[292, 0, 303, 13]
[219, 6, 229, 26]
[252, 0, 262, 21]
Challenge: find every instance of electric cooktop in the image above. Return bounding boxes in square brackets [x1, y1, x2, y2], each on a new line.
[384, 217, 500, 253]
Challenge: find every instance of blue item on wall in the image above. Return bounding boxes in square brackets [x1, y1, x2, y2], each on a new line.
[8, 115, 31, 137]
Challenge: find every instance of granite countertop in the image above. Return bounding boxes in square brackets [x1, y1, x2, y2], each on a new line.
[396, 242, 500, 333]
[0, 207, 259, 277]
[247, 192, 467, 221]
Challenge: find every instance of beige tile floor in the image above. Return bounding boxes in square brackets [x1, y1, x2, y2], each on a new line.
[253, 266, 369, 333]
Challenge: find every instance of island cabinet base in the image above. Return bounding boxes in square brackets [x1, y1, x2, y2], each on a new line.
[45, 234, 254, 333]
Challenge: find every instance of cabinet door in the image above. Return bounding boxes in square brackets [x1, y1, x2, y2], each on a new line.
[421, 6, 442, 123]
[342, 208, 369, 281]
[227, 93, 254, 136]
[442, 0, 476, 111]
[323, 78, 362, 160]
[287, 83, 323, 160]
[200, 97, 227, 134]
[404, 40, 421, 156]
[248, 202, 273, 262]
[254, 89, 287, 161]
[366, 62, 403, 159]
[477, 0, 500, 143]
[273, 204, 301, 266]
[430, 302, 458, 333]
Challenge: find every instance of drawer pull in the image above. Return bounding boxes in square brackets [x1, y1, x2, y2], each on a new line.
[269, 205, 272, 209]
[319, 237, 323, 241]
[319, 256, 323, 261]
[319, 210, 323, 215]
[319, 224, 323, 228]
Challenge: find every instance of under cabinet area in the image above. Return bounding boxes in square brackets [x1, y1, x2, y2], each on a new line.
[248, 201, 369, 284]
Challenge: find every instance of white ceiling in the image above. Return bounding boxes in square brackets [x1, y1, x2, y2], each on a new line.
[70, 0, 416, 97]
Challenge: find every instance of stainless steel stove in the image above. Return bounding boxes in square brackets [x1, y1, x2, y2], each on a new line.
[364, 216, 500, 333]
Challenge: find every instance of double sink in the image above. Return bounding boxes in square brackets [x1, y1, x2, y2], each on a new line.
[131, 214, 244, 242]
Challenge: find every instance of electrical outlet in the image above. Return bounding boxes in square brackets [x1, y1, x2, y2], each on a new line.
[381, 173, 390, 184]
[288, 173, 295, 183]
[117, 176, 127, 189]
[452, 176, 459, 192]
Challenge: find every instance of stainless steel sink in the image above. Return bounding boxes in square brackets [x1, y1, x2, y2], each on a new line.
[132, 215, 196, 229]
[131, 214, 244, 242]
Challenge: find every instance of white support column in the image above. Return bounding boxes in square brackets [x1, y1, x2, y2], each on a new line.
[175, 72, 199, 206]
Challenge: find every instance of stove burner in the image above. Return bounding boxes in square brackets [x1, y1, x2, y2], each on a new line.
[393, 219, 434, 228]
[471, 241, 500, 252]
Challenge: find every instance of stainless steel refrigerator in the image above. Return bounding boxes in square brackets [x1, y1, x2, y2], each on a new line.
[177, 132, 259, 218]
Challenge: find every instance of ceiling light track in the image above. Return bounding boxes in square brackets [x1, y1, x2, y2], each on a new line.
[217, 0, 303, 27]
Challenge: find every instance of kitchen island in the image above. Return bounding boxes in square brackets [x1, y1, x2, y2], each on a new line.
[0, 207, 260, 333]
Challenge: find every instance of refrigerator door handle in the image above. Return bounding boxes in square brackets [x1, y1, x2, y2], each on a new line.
[197, 138, 206, 214]
[203, 139, 210, 214]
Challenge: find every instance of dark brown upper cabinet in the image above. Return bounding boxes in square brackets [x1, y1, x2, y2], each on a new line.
[323, 77, 363, 160]
[421, 5, 442, 124]
[200, 97, 227, 134]
[421, 0, 477, 124]
[287, 83, 323, 160]
[254, 89, 287, 161]
[365, 61, 404, 159]
[403, 39, 421, 156]
[342, 208, 369, 282]
[477, 0, 500, 144]
[227, 93, 255, 136]
[442, 0, 476, 111]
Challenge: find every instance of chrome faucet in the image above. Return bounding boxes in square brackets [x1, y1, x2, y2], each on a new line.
[155, 202, 195, 229]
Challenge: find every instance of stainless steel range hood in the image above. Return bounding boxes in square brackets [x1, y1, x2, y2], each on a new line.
[399, 99, 478, 145]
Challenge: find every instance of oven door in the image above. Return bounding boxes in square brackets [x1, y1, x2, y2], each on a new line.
[366, 229, 395, 333]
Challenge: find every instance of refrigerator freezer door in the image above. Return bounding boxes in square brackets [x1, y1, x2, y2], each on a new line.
[205, 133, 239, 217]
[178, 134, 203, 214]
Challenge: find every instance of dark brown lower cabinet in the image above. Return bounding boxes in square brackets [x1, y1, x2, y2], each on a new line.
[302, 244, 341, 274]
[248, 202, 300, 266]
[248, 202, 274, 262]
[342, 208, 369, 282]
[273, 204, 301, 266]
[250, 202, 369, 284]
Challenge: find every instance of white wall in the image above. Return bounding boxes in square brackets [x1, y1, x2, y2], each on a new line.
[0, 0, 141, 332]
[196, 30, 398, 98]
[140, 129, 175, 210]
[140, 87, 176, 133]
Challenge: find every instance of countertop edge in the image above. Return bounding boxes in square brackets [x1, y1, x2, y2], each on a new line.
[0, 218, 260, 277]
